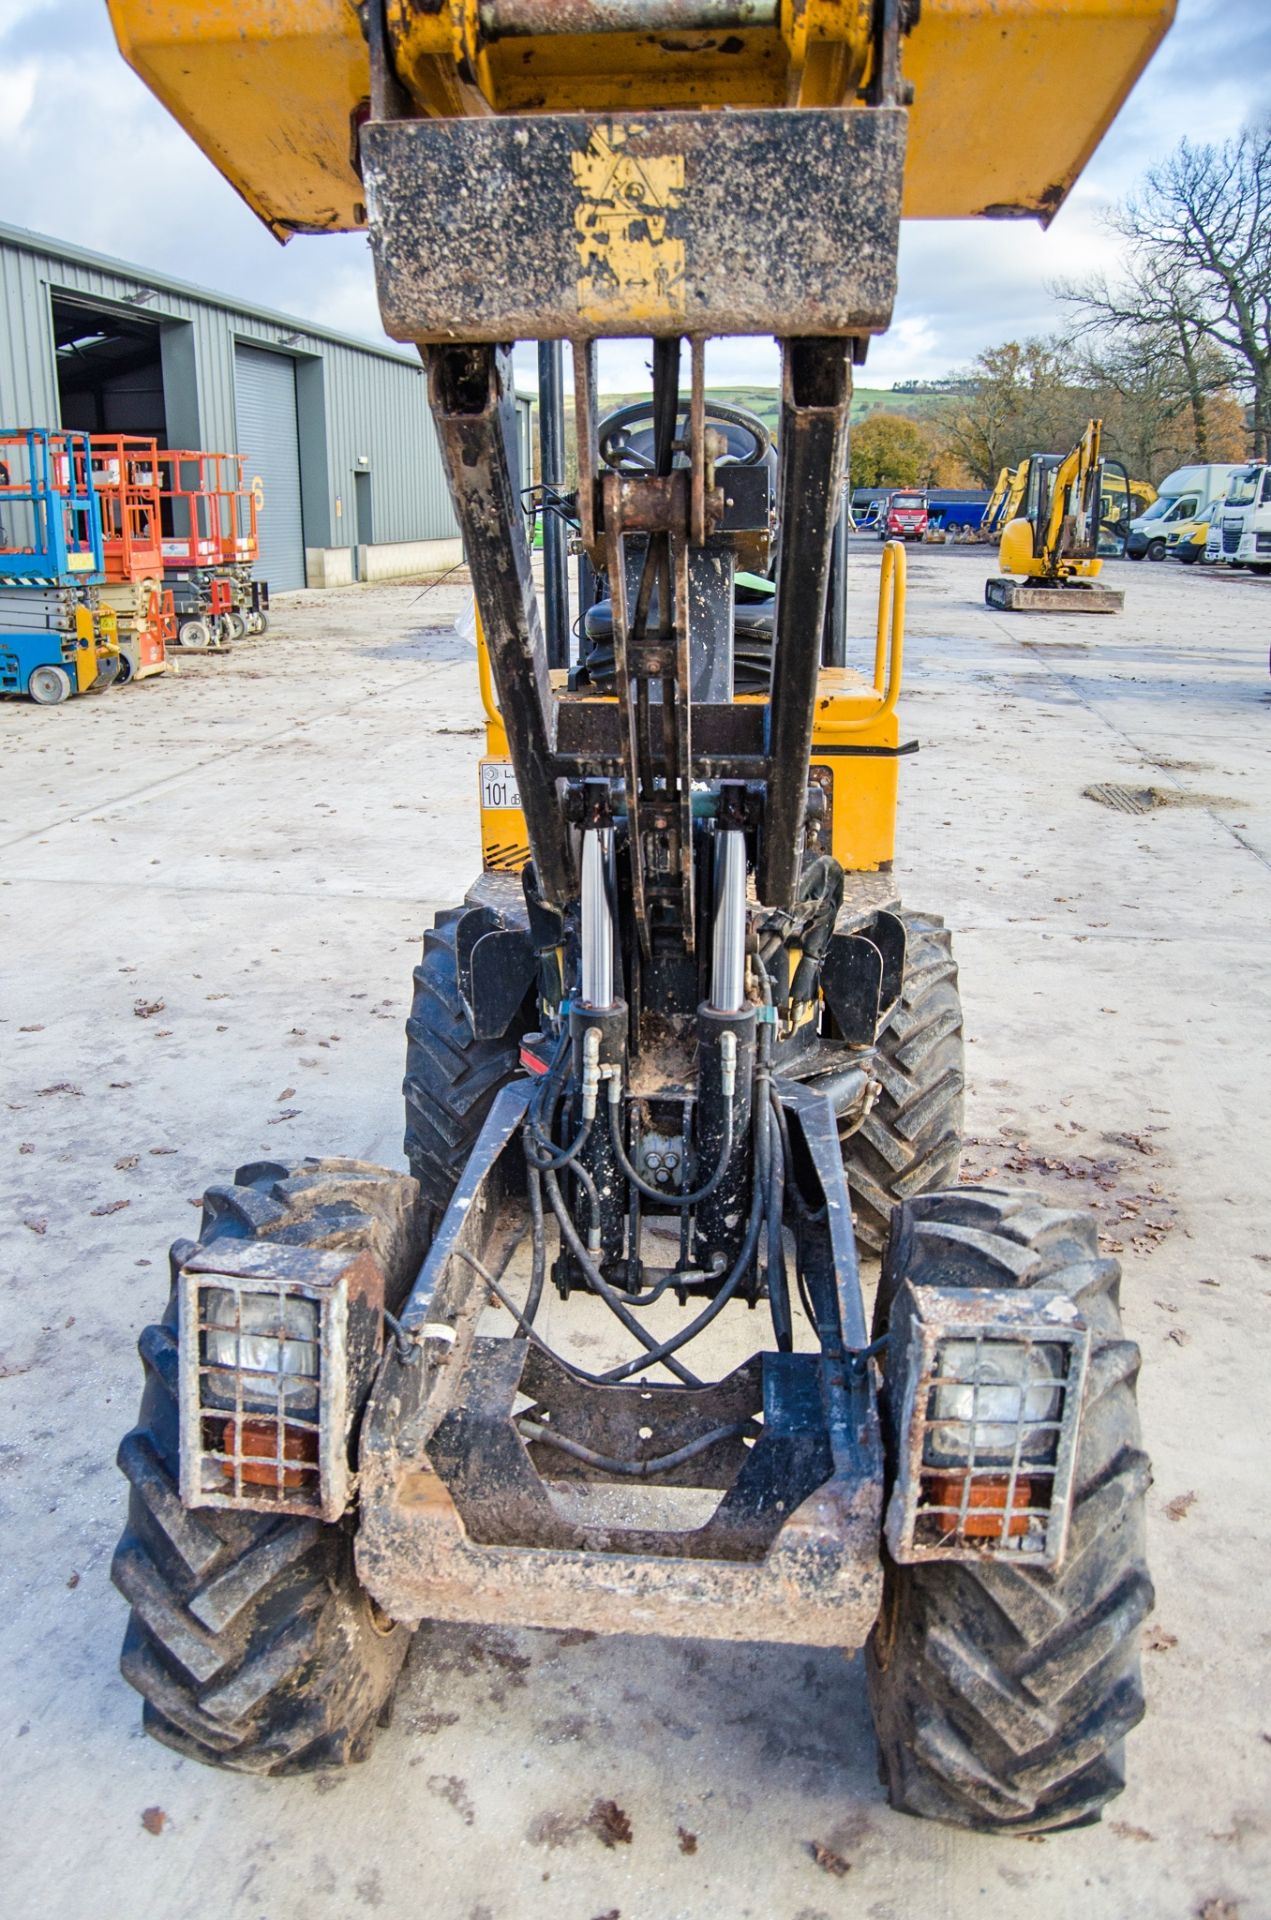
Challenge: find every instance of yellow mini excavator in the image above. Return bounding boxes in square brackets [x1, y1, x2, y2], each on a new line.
[107, 0, 1173, 1832]
[987, 418, 1126, 611]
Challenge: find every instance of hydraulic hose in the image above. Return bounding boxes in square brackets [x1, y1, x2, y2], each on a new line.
[596, 1155, 766, 1385]
[606, 1075, 735, 1209]
[543, 1166, 702, 1385]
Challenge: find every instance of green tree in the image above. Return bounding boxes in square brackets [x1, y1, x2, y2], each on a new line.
[849, 412, 932, 488]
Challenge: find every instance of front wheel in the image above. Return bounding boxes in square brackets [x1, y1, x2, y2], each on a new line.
[403, 908, 523, 1237]
[1146, 539, 1167, 562]
[866, 1188, 1153, 1833]
[840, 911, 965, 1253]
[28, 664, 72, 704]
[179, 618, 211, 649]
[111, 1158, 423, 1773]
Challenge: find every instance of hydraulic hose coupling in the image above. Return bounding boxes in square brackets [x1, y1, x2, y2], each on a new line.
[580, 1025, 602, 1123]
[720, 1028, 738, 1103]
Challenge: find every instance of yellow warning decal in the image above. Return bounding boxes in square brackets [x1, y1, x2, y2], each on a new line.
[571, 124, 685, 329]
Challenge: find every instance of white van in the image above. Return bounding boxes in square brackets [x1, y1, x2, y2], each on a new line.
[1126, 463, 1244, 560]
[1224, 463, 1271, 574]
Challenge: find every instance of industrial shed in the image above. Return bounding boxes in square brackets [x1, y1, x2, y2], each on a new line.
[0, 222, 530, 592]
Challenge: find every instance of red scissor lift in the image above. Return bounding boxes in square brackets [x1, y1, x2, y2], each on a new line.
[157, 451, 269, 646]
[158, 449, 237, 648]
[82, 436, 172, 681]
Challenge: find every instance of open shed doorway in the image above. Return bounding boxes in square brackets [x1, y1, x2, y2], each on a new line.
[52, 296, 167, 440]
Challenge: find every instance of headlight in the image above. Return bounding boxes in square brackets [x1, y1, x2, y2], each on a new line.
[883, 1284, 1089, 1567]
[203, 1287, 319, 1412]
[179, 1240, 389, 1523]
[927, 1338, 1066, 1467]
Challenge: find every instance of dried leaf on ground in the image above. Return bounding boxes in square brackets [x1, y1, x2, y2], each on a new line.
[1166, 1491, 1197, 1522]
[587, 1799, 633, 1848]
[276, 1087, 296, 1101]
[18, 1142, 34, 1153]
[677, 1827, 698, 1855]
[1144, 1624, 1178, 1652]
[268, 1108, 302, 1124]
[133, 999, 165, 1019]
[23, 1218, 48, 1236]
[808, 1840, 851, 1877]
[38, 1083, 82, 1097]
[90, 1200, 130, 1216]
[140, 1807, 167, 1835]
[1197, 1901, 1240, 1920]
[115, 1155, 140, 1170]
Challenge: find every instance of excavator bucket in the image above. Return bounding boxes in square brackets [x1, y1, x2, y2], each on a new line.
[107, 2, 1176, 256]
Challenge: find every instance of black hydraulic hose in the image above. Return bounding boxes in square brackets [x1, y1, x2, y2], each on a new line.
[543, 1166, 702, 1386]
[451, 1245, 616, 1386]
[596, 1161, 766, 1386]
[606, 1084, 735, 1209]
[516, 1416, 756, 1479]
[766, 1087, 792, 1353]
[524, 1113, 593, 1174]
[518, 1164, 547, 1337]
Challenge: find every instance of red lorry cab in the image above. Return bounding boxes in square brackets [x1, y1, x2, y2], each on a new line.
[881, 491, 929, 540]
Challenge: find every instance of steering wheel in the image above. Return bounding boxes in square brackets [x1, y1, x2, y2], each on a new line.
[597, 399, 772, 475]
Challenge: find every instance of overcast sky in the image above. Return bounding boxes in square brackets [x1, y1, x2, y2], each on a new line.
[1, 0, 1268, 396]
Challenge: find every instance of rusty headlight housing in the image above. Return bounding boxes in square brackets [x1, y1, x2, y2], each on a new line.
[884, 1284, 1089, 1568]
[179, 1241, 386, 1523]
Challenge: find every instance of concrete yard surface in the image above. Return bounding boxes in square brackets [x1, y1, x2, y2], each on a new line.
[1, 551, 1269, 1920]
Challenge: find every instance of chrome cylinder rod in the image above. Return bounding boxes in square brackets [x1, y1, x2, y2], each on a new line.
[580, 826, 616, 1009]
[710, 828, 747, 1012]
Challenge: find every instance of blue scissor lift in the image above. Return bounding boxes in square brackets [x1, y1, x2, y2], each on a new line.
[0, 428, 121, 704]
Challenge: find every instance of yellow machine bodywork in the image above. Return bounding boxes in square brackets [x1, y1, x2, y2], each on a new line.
[998, 418, 1104, 583]
[108, 1, 1175, 239]
[479, 542, 907, 878]
[69, 603, 116, 692]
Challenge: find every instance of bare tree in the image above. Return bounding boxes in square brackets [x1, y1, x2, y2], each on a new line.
[937, 338, 1093, 484]
[1057, 123, 1271, 458]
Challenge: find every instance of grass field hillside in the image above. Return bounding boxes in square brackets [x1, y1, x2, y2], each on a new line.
[595, 385, 953, 431]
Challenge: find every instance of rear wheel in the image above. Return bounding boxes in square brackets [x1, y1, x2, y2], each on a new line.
[179, 618, 211, 649]
[111, 1158, 423, 1774]
[403, 909, 522, 1234]
[222, 610, 248, 642]
[841, 911, 965, 1253]
[28, 664, 71, 705]
[866, 1188, 1152, 1833]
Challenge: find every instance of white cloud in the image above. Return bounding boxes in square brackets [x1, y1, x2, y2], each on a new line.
[2, 0, 1268, 395]
[0, 58, 36, 139]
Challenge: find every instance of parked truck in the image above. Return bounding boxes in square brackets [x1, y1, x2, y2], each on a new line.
[1225, 463, 1271, 573]
[1125, 464, 1243, 560]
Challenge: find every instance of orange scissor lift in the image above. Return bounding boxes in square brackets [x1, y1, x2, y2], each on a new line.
[84, 436, 173, 682]
[159, 449, 239, 648]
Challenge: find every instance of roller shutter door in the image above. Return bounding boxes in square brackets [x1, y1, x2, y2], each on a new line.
[233, 346, 305, 591]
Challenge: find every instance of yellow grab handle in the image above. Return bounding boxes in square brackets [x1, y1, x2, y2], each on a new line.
[474, 601, 501, 726]
[818, 537, 905, 735]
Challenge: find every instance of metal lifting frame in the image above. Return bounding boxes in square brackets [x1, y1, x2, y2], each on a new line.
[428, 335, 854, 936]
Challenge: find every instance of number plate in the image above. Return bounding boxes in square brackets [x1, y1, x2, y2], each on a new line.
[480, 762, 521, 811]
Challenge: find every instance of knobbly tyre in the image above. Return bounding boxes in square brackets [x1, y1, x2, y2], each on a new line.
[108, 0, 1169, 1829]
